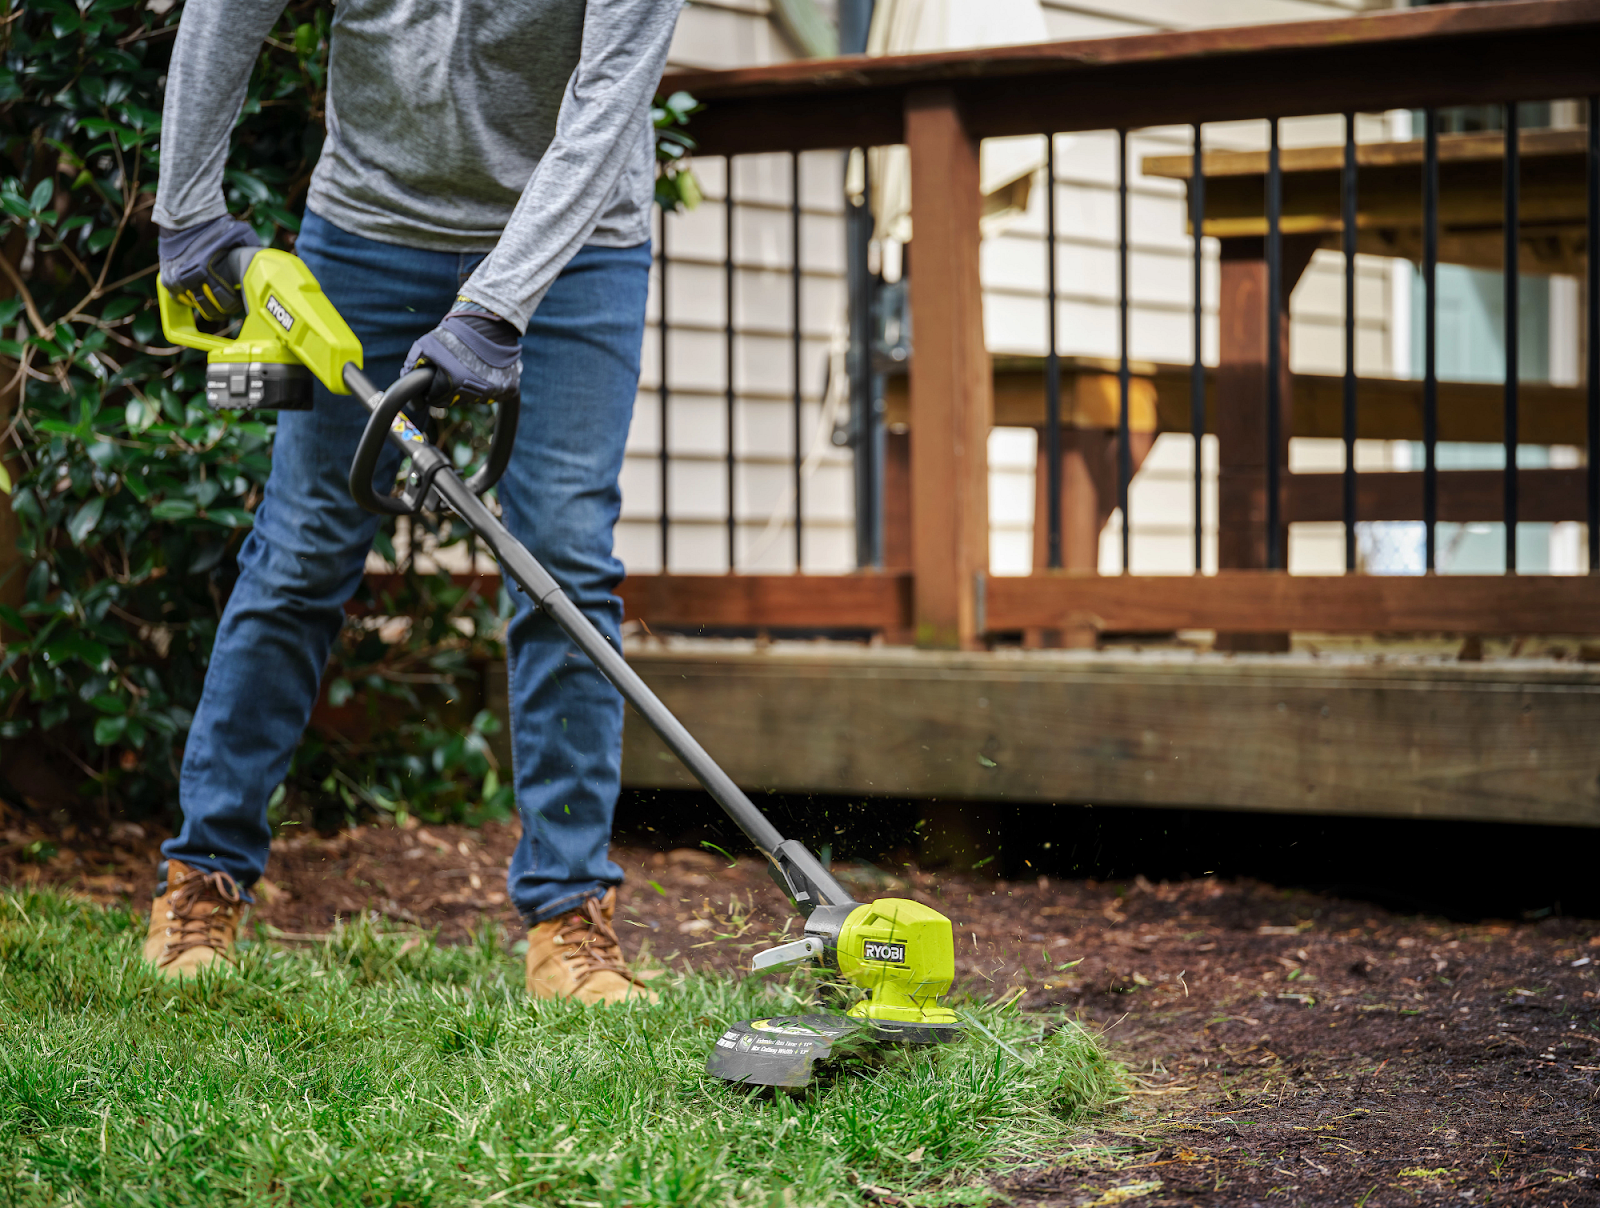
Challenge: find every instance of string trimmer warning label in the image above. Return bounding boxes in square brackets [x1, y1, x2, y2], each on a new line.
[863, 941, 906, 964]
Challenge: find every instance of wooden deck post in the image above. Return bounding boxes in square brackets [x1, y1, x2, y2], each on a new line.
[1214, 235, 1317, 653]
[905, 87, 992, 650]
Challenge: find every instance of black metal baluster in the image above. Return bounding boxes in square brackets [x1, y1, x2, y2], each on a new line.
[792, 150, 804, 571]
[1590, 97, 1599, 573]
[1423, 108, 1439, 572]
[1118, 128, 1132, 574]
[1504, 104, 1519, 574]
[847, 148, 884, 569]
[659, 207, 670, 571]
[1342, 113, 1358, 572]
[1266, 118, 1282, 570]
[725, 158, 738, 572]
[1046, 134, 1062, 569]
[1192, 121, 1206, 573]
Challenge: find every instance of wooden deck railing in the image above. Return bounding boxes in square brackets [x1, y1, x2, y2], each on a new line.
[404, 0, 1600, 649]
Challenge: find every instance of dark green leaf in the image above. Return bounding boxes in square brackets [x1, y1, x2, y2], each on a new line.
[67, 495, 106, 544]
[93, 714, 128, 746]
[41, 633, 112, 670]
[101, 295, 143, 322]
[149, 499, 197, 521]
[130, 311, 161, 345]
[25, 561, 51, 605]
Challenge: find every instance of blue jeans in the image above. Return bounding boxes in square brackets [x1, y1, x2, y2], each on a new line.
[164, 210, 650, 923]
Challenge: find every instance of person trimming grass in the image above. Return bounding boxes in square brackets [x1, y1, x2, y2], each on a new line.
[146, 0, 683, 999]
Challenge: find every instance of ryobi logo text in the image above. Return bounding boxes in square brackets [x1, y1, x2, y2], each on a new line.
[265, 295, 295, 332]
[863, 941, 906, 964]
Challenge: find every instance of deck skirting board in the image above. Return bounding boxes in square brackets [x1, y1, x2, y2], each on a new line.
[617, 648, 1600, 827]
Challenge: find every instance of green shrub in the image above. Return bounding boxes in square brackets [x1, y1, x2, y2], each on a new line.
[0, 0, 508, 826]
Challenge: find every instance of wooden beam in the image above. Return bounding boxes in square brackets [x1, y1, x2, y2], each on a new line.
[616, 572, 911, 630]
[890, 358, 1594, 446]
[886, 356, 1159, 431]
[1146, 128, 1589, 181]
[619, 645, 1600, 827]
[1286, 467, 1587, 524]
[1145, 129, 1589, 275]
[1249, 374, 1586, 447]
[905, 88, 991, 650]
[361, 569, 1600, 636]
[663, 1, 1600, 156]
[987, 571, 1600, 635]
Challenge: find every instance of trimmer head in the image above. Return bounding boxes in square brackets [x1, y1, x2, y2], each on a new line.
[706, 1014, 859, 1088]
[706, 1013, 960, 1088]
[706, 895, 962, 1087]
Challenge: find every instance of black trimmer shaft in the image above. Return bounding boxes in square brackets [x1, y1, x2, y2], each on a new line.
[341, 365, 854, 917]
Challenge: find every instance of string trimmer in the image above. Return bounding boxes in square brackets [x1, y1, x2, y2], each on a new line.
[158, 247, 960, 1086]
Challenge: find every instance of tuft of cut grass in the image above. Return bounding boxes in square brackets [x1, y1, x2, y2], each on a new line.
[0, 889, 1120, 1206]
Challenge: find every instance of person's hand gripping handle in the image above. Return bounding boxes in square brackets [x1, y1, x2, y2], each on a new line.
[402, 301, 522, 410]
[157, 216, 262, 323]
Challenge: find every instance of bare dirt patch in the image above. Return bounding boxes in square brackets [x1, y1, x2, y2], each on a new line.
[3, 804, 1595, 1206]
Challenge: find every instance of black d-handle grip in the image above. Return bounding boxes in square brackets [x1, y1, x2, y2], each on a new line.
[462, 387, 519, 498]
[348, 369, 521, 517]
[348, 368, 437, 516]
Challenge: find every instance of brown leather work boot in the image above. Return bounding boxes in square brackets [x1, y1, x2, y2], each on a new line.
[525, 888, 657, 1004]
[142, 859, 244, 978]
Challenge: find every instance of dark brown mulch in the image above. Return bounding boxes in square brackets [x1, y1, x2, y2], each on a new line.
[2, 804, 1596, 1206]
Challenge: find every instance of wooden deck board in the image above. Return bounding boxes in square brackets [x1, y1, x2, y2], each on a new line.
[1145, 128, 1589, 275]
[617, 644, 1600, 828]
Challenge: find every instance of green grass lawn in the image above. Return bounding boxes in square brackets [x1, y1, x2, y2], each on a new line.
[0, 890, 1120, 1207]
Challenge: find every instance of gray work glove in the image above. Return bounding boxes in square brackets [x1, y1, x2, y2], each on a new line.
[158, 216, 261, 322]
[402, 303, 522, 409]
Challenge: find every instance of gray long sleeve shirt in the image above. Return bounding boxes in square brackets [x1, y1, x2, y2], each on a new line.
[153, 0, 683, 330]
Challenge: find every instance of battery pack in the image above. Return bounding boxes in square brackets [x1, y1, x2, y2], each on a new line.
[205, 361, 314, 412]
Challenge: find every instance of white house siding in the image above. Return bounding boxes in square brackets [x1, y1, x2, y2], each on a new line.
[378, 0, 1420, 582]
[628, 151, 854, 574]
[623, 1, 859, 573]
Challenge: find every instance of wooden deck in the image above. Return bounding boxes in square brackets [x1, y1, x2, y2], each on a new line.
[610, 642, 1600, 828]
